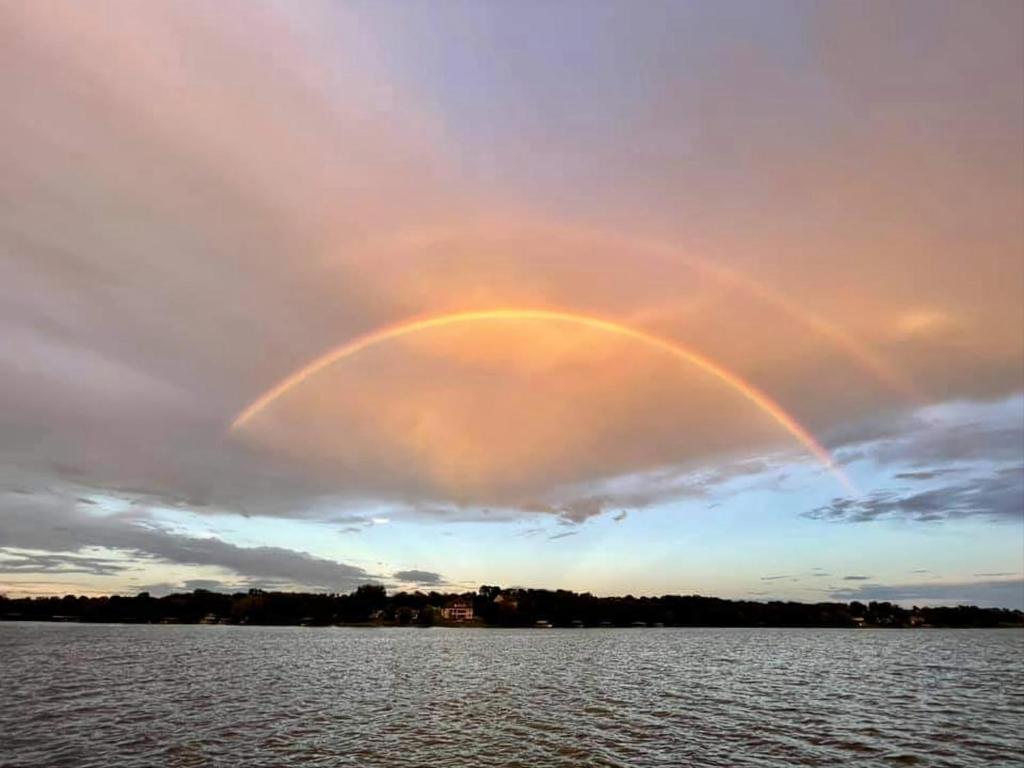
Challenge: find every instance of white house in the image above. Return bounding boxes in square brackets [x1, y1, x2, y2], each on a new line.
[440, 598, 474, 622]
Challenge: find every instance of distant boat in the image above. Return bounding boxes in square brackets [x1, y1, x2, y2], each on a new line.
[534, 620, 553, 628]
[570, 619, 585, 628]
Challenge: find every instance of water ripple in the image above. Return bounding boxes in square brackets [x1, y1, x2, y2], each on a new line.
[0, 624, 1021, 767]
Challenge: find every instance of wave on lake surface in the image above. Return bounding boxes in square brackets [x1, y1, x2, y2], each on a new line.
[1, 624, 1021, 767]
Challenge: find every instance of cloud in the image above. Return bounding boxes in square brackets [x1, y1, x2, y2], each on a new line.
[135, 579, 291, 596]
[520, 457, 781, 524]
[870, 424, 1024, 468]
[829, 397, 1024, 468]
[392, 570, 444, 586]
[760, 575, 791, 581]
[892, 469, 961, 481]
[842, 575, 871, 581]
[612, 510, 628, 523]
[548, 531, 579, 541]
[182, 579, 242, 592]
[0, 491, 372, 591]
[807, 398, 1024, 527]
[0, 550, 128, 576]
[806, 465, 1023, 524]
[0, 0, 1021, 586]
[830, 579, 1024, 610]
[329, 515, 374, 526]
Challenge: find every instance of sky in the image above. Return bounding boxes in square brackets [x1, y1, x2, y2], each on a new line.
[1, 1, 1022, 608]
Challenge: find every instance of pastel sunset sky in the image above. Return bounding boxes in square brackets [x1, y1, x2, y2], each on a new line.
[2, 1, 1022, 607]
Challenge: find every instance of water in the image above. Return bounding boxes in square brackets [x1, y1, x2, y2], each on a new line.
[1, 624, 1021, 767]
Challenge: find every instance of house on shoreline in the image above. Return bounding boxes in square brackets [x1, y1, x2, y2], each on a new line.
[440, 597, 474, 622]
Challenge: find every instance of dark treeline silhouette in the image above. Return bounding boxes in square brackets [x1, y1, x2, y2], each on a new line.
[1, 585, 1021, 628]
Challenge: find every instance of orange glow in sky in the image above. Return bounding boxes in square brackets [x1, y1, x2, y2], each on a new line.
[230, 308, 854, 492]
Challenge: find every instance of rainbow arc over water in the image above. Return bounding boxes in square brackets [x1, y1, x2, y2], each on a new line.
[230, 308, 854, 493]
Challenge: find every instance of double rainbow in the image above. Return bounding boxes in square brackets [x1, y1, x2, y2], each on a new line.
[230, 308, 853, 492]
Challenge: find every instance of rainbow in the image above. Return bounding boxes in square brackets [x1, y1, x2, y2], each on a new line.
[230, 309, 853, 492]
[373, 223, 915, 396]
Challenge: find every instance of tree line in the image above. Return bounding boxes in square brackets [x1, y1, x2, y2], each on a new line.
[1, 585, 1020, 628]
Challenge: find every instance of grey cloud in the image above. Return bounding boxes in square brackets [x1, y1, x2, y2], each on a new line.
[136, 579, 290, 597]
[351, 462, 732, 526]
[870, 425, 1024, 468]
[0, 491, 371, 591]
[384, 504, 527, 525]
[0, 550, 128, 576]
[556, 499, 612, 524]
[825, 402, 1023, 492]
[328, 515, 374, 526]
[842, 575, 871, 581]
[830, 579, 1024, 610]
[183, 579, 243, 592]
[893, 469, 961, 481]
[145, 539, 366, 592]
[548, 531, 579, 541]
[532, 457, 782, 524]
[0, 2, 458, 527]
[0, 0, 1020, 542]
[760, 575, 790, 581]
[830, 407, 1024, 473]
[134, 582, 191, 596]
[824, 409, 922, 455]
[392, 570, 444, 586]
[806, 465, 1023, 524]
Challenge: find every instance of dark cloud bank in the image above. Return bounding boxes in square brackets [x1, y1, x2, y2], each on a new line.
[0, 492, 372, 592]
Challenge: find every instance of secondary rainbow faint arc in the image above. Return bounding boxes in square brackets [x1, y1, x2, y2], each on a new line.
[230, 308, 854, 492]
[373, 223, 915, 396]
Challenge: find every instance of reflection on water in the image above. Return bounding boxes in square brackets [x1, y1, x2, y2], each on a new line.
[1, 624, 1021, 767]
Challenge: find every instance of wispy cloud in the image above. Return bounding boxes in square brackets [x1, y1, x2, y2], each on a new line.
[893, 469, 962, 481]
[392, 569, 445, 586]
[806, 466, 1023, 524]
[829, 579, 1024, 610]
[0, 491, 372, 591]
[0, 550, 128, 576]
[548, 531, 579, 541]
[0, 1, 1021, 596]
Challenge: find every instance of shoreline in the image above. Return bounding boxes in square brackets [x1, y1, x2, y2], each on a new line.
[4, 586, 1021, 630]
[3, 617, 1022, 630]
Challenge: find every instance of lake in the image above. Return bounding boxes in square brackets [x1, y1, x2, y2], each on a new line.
[1, 623, 1021, 767]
